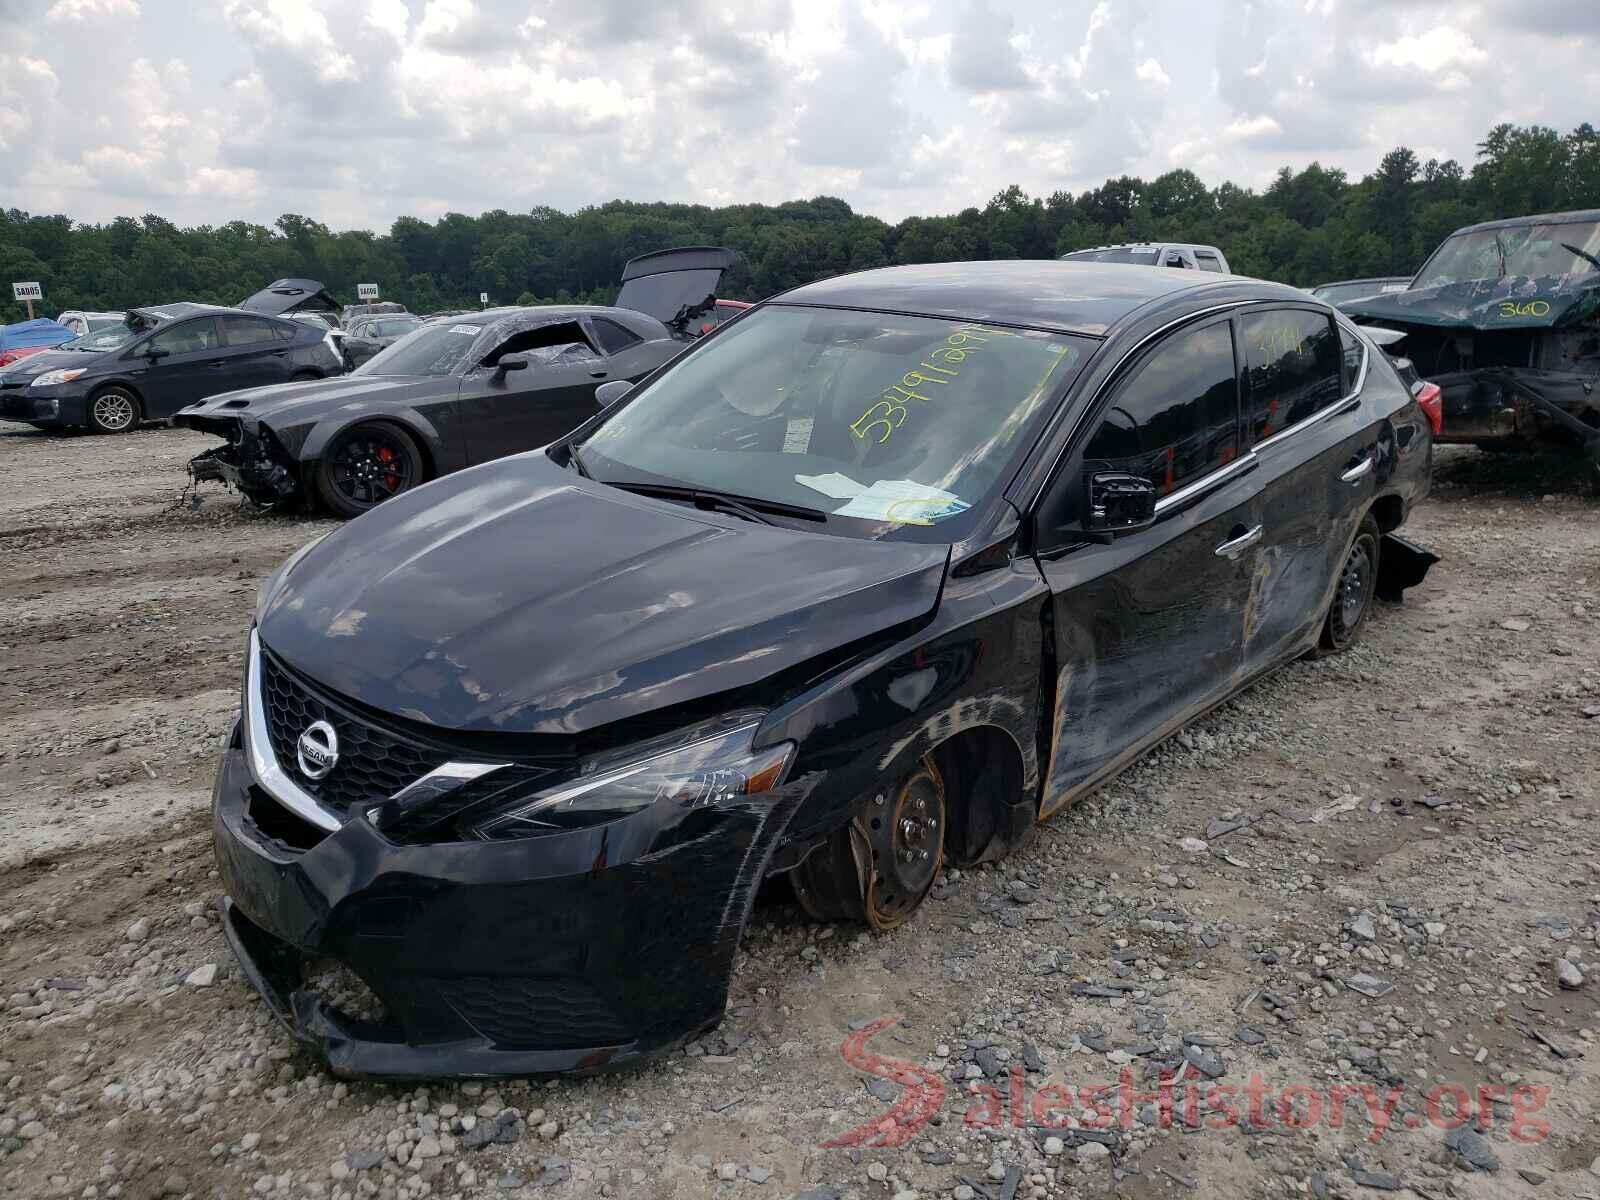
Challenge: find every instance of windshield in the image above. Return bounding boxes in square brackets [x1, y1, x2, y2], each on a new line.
[353, 320, 482, 376]
[62, 324, 142, 353]
[1062, 248, 1161, 265]
[1413, 220, 1600, 288]
[370, 317, 422, 337]
[579, 306, 1089, 539]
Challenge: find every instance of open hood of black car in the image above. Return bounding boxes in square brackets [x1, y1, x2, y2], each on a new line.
[239, 278, 342, 318]
[257, 454, 948, 736]
[615, 247, 737, 330]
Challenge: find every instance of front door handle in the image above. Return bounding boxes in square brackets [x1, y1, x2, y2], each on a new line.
[208, 360, 228, 368]
[1214, 524, 1263, 560]
[589, 368, 608, 378]
[1340, 453, 1374, 483]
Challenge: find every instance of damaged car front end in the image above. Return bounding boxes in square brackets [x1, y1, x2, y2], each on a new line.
[1344, 209, 1600, 474]
[186, 412, 304, 506]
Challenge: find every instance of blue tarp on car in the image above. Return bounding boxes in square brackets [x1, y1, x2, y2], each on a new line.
[0, 318, 74, 350]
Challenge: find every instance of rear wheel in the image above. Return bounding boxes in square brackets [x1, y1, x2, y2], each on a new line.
[87, 387, 140, 434]
[1315, 514, 1381, 655]
[315, 423, 424, 519]
[792, 755, 946, 931]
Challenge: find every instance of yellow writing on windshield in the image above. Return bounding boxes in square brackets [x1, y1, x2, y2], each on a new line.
[1497, 299, 1551, 318]
[849, 324, 1014, 445]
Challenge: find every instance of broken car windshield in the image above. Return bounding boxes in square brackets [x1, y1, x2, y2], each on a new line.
[63, 325, 142, 352]
[353, 322, 479, 376]
[1412, 220, 1600, 289]
[578, 305, 1090, 538]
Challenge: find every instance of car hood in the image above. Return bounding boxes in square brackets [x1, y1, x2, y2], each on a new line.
[257, 455, 949, 736]
[1344, 272, 1600, 330]
[175, 373, 457, 431]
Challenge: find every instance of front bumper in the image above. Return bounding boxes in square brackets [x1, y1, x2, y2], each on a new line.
[0, 386, 77, 427]
[212, 730, 798, 1078]
[184, 419, 303, 506]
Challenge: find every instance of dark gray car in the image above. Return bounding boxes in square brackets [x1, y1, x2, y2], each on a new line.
[341, 314, 423, 370]
[177, 247, 736, 517]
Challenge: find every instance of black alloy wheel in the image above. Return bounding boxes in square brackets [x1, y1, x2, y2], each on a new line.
[1317, 514, 1381, 654]
[316, 423, 423, 518]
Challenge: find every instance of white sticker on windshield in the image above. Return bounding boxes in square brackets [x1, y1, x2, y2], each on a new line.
[795, 471, 866, 499]
[448, 324, 482, 335]
[782, 417, 814, 454]
[832, 479, 971, 526]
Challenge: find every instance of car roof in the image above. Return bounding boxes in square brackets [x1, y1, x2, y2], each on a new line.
[775, 260, 1297, 337]
[133, 302, 235, 321]
[1446, 208, 1600, 235]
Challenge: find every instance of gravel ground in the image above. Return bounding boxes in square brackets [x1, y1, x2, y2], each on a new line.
[1, 422, 1597, 1200]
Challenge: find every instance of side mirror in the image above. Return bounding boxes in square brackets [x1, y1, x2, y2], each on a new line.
[493, 352, 530, 377]
[594, 379, 634, 409]
[1084, 471, 1158, 537]
[144, 346, 169, 361]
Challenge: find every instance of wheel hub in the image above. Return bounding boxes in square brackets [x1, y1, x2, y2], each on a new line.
[863, 759, 944, 929]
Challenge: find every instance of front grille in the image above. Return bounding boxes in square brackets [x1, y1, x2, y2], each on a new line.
[259, 651, 446, 814]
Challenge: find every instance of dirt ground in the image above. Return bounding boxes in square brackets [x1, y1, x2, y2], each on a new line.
[1, 422, 1597, 1200]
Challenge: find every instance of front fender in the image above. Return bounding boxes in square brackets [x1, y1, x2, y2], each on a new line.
[761, 560, 1048, 862]
[296, 404, 458, 474]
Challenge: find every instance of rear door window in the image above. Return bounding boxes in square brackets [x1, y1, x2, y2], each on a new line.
[221, 316, 283, 347]
[1082, 320, 1240, 497]
[1195, 252, 1223, 273]
[1240, 309, 1343, 441]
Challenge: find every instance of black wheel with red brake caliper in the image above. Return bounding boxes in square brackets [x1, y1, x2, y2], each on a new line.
[315, 422, 424, 519]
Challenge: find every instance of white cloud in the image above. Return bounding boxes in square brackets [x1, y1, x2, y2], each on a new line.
[1368, 26, 1486, 73]
[0, 0, 1596, 230]
[1134, 57, 1169, 88]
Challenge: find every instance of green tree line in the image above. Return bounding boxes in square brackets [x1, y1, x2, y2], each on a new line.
[3, 121, 1596, 323]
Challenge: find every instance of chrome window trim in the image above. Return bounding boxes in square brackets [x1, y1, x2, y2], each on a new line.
[1153, 450, 1258, 514]
[244, 630, 343, 833]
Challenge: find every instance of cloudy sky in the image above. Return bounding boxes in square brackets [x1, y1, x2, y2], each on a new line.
[1, 0, 1596, 232]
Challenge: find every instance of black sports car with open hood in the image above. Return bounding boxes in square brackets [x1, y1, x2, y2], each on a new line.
[1342, 209, 1600, 476]
[211, 260, 1435, 1078]
[176, 248, 737, 517]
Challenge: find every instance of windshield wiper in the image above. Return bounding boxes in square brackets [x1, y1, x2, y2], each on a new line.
[1560, 242, 1600, 274]
[567, 444, 593, 479]
[607, 481, 828, 525]
[1493, 233, 1508, 279]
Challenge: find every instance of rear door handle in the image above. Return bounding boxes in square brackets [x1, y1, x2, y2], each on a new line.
[1214, 524, 1263, 560]
[589, 369, 608, 378]
[1340, 453, 1374, 483]
[208, 360, 228, 368]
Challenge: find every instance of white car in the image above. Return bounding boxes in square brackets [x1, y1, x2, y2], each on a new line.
[56, 310, 125, 337]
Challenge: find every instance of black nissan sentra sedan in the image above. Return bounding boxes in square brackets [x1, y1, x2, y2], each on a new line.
[212, 261, 1436, 1078]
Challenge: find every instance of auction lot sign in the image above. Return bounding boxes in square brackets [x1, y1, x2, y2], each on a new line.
[13, 281, 43, 301]
[357, 283, 380, 300]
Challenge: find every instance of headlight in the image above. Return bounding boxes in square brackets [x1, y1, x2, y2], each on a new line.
[463, 714, 795, 841]
[29, 368, 87, 388]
